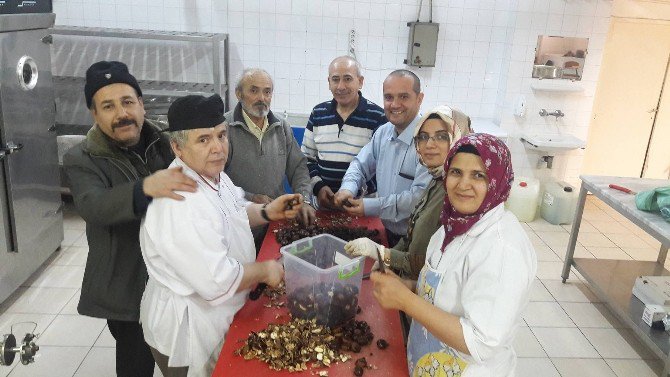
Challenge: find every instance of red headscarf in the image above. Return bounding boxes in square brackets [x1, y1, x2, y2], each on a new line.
[440, 133, 514, 252]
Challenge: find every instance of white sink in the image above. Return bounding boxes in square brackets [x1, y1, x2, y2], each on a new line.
[520, 133, 586, 154]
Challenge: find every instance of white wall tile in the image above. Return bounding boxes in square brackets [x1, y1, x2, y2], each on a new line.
[307, 0, 323, 16]
[462, 8, 479, 25]
[275, 0, 292, 14]
[52, 0, 612, 184]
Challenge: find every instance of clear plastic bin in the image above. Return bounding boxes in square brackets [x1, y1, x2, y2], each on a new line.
[280, 234, 364, 328]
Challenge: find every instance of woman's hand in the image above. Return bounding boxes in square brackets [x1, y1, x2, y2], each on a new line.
[344, 238, 382, 259]
[266, 194, 303, 220]
[370, 270, 413, 311]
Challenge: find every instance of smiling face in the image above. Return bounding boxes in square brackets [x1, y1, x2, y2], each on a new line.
[171, 123, 228, 181]
[415, 118, 452, 168]
[382, 75, 423, 132]
[90, 83, 145, 147]
[445, 152, 489, 215]
[328, 59, 363, 108]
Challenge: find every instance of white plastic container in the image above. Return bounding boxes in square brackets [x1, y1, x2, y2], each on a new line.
[280, 234, 364, 328]
[541, 181, 576, 225]
[505, 177, 540, 222]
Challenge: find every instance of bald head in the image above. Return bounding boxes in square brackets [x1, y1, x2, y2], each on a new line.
[386, 69, 421, 94]
[329, 56, 362, 77]
[328, 56, 364, 109]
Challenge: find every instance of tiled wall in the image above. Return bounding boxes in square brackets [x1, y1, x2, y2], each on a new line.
[53, 0, 613, 187]
[499, 0, 611, 188]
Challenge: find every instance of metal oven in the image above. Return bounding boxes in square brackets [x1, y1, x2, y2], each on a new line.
[0, 2, 63, 303]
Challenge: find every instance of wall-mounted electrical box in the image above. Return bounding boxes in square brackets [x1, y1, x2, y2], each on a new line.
[404, 22, 439, 67]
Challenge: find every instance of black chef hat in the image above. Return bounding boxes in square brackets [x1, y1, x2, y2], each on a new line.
[84, 61, 143, 109]
[166, 94, 225, 132]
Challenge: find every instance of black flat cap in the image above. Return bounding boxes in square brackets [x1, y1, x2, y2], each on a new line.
[167, 94, 225, 131]
[84, 61, 142, 108]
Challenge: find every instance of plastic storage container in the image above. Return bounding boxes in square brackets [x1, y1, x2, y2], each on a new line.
[505, 177, 541, 222]
[541, 181, 577, 225]
[280, 234, 364, 328]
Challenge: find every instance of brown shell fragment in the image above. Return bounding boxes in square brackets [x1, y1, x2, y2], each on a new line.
[235, 318, 375, 372]
[274, 215, 381, 246]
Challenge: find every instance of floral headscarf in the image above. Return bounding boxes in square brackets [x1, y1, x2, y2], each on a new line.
[440, 133, 514, 252]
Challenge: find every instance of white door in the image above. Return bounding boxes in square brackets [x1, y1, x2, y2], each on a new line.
[582, 18, 670, 178]
[642, 56, 670, 179]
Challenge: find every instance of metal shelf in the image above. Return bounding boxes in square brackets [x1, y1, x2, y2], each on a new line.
[50, 26, 226, 43]
[49, 26, 229, 126]
[573, 258, 670, 361]
[530, 79, 584, 93]
[562, 176, 670, 376]
[53, 76, 228, 128]
[54, 76, 222, 97]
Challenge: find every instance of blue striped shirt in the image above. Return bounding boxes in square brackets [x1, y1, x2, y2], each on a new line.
[301, 93, 387, 196]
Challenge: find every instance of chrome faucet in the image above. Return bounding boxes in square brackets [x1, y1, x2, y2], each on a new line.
[539, 109, 564, 119]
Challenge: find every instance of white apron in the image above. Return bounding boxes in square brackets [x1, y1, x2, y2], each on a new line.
[407, 255, 469, 376]
[140, 160, 256, 376]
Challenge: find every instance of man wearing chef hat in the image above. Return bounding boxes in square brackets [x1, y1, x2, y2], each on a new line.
[139, 93, 300, 376]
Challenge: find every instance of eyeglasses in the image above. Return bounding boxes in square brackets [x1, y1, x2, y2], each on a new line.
[414, 133, 451, 147]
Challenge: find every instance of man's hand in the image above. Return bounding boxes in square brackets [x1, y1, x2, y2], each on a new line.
[370, 270, 412, 311]
[261, 260, 285, 287]
[297, 204, 317, 226]
[317, 186, 337, 210]
[250, 194, 272, 204]
[265, 194, 303, 220]
[333, 189, 354, 207]
[342, 197, 365, 217]
[344, 238, 382, 259]
[142, 167, 197, 200]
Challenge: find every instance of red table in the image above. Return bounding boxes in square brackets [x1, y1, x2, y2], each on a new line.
[213, 213, 409, 376]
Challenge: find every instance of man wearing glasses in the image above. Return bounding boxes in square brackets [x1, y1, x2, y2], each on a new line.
[334, 70, 430, 246]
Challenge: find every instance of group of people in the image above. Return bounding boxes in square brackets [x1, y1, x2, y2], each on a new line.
[64, 55, 537, 377]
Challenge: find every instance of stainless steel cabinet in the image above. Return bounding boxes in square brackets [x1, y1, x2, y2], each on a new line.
[0, 13, 64, 303]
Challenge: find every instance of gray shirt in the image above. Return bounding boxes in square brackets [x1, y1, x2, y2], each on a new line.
[224, 103, 312, 201]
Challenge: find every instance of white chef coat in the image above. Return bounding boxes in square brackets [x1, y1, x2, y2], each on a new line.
[417, 203, 537, 377]
[139, 157, 255, 376]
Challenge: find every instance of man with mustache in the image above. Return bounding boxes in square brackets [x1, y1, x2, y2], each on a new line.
[63, 61, 197, 377]
[224, 68, 316, 250]
[301, 56, 387, 210]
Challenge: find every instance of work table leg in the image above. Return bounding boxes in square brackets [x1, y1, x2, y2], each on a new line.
[657, 244, 669, 265]
[562, 185, 588, 283]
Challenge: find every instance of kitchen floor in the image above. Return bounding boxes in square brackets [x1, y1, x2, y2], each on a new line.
[0, 196, 666, 377]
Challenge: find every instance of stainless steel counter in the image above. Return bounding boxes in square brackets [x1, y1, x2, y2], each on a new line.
[562, 175, 670, 376]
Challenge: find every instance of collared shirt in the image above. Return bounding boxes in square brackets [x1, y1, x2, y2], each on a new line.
[340, 115, 431, 235]
[242, 109, 269, 142]
[301, 92, 387, 195]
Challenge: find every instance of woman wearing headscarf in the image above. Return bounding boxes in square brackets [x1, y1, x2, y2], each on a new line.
[371, 133, 537, 376]
[344, 105, 472, 280]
